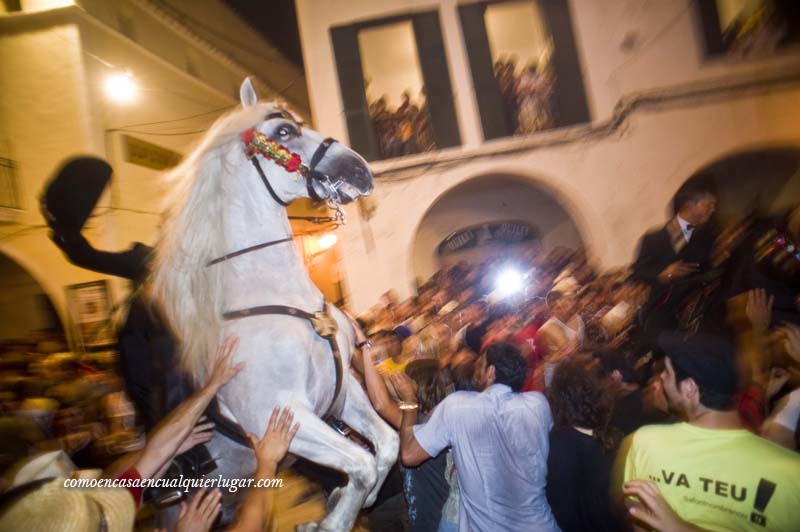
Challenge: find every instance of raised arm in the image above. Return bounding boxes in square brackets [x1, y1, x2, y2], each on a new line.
[361, 342, 403, 429]
[132, 336, 243, 479]
[227, 407, 299, 532]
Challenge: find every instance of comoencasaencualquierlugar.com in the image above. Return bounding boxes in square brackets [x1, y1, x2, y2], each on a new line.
[64, 475, 283, 493]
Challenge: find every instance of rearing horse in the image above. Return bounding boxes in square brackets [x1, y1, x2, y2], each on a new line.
[153, 79, 398, 532]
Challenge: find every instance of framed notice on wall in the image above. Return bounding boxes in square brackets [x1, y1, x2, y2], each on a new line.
[65, 280, 115, 351]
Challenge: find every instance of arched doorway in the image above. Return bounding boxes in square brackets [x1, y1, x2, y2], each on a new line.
[685, 147, 800, 221]
[411, 174, 584, 284]
[0, 252, 64, 343]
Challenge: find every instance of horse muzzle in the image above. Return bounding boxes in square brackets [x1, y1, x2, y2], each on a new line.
[310, 151, 373, 204]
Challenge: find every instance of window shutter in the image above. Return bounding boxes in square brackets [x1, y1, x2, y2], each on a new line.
[458, 3, 510, 140]
[539, 0, 591, 127]
[330, 25, 380, 161]
[412, 11, 462, 149]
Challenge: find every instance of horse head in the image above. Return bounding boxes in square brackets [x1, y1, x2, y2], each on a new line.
[239, 78, 373, 206]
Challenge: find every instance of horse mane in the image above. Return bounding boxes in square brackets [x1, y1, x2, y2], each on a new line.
[152, 102, 278, 386]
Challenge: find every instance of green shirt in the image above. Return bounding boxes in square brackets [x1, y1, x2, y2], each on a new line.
[622, 422, 800, 531]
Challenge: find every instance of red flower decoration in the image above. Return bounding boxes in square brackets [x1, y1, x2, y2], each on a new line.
[241, 129, 256, 144]
[285, 153, 302, 172]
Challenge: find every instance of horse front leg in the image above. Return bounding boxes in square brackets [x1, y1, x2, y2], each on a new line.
[339, 373, 399, 507]
[287, 401, 377, 532]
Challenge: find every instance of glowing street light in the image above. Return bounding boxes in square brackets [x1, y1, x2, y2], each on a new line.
[104, 72, 138, 104]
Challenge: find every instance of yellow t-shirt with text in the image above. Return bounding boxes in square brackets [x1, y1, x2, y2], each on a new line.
[622, 423, 800, 532]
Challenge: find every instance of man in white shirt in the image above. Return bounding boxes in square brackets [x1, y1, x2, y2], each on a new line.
[397, 342, 560, 532]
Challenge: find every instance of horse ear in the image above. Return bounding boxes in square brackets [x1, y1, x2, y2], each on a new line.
[240, 78, 258, 108]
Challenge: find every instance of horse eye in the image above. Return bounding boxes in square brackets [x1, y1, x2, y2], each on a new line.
[276, 124, 297, 139]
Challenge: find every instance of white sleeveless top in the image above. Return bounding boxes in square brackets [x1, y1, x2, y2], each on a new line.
[542, 315, 585, 347]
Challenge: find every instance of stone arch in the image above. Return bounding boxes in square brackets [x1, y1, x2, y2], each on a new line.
[677, 144, 800, 221]
[408, 169, 597, 285]
[0, 245, 66, 342]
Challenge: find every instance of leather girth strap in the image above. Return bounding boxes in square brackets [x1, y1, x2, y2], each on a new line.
[208, 303, 344, 449]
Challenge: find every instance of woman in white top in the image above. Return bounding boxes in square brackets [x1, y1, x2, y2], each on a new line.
[537, 289, 585, 388]
[539, 289, 585, 353]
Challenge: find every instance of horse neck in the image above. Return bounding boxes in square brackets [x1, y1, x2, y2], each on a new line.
[220, 189, 322, 313]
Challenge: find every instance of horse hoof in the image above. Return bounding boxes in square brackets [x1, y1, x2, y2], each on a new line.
[295, 522, 319, 532]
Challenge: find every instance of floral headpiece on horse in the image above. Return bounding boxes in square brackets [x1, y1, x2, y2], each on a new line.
[241, 129, 310, 178]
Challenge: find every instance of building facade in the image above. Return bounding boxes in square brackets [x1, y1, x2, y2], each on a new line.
[0, 0, 310, 343]
[295, 0, 800, 313]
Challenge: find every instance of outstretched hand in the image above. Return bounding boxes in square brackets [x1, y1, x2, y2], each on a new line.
[624, 480, 697, 532]
[746, 289, 774, 334]
[247, 407, 300, 470]
[176, 416, 216, 455]
[206, 335, 244, 392]
[153, 488, 222, 532]
[389, 372, 418, 403]
[175, 487, 222, 532]
[659, 261, 698, 283]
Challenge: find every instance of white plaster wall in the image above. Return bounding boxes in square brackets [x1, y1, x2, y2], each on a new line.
[296, 0, 800, 313]
[337, 87, 800, 312]
[0, 18, 103, 332]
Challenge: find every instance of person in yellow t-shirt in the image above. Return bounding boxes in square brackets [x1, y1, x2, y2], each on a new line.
[615, 333, 800, 532]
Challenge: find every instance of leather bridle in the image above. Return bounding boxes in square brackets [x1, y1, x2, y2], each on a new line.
[206, 113, 344, 268]
[249, 114, 338, 207]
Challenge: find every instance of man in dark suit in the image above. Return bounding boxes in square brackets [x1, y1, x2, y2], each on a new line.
[633, 176, 719, 349]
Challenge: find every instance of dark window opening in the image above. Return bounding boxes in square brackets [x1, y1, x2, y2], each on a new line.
[697, 0, 800, 58]
[459, 0, 590, 141]
[331, 11, 461, 162]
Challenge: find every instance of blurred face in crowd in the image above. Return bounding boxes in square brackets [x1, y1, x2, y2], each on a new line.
[681, 193, 717, 226]
[552, 293, 577, 320]
[372, 334, 401, 362]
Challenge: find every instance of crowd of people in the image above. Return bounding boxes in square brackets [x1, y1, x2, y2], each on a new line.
[494, 57, 555, 135]
[0, 334, 142, 476]
[347, 176, 800, 531]
[368, 90, 436, 159]
[1, 173, 800, 531]
[365, 57, 556, 162]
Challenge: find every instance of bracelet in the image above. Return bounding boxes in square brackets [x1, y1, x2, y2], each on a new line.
[356, 340, 372, 349]
[398, 401, 419, 411]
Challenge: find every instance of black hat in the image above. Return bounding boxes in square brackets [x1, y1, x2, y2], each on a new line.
[41, 157, 111, 233]
[657, 332, 738, 397]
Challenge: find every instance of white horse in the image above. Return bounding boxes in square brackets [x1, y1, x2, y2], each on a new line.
[153, 79, 398, 532]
